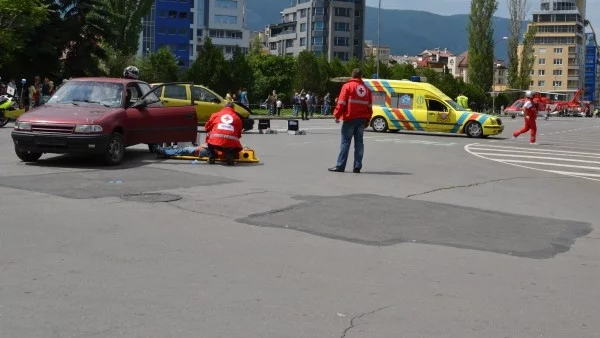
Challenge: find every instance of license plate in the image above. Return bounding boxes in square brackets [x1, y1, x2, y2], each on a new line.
[36, 136, 67, 146]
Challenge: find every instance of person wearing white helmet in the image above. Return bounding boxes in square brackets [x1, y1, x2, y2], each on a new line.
[123, 66, 139, 80]
[513, 90, 538, 144]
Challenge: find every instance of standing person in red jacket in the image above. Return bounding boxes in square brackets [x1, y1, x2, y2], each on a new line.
[205, 102, 243, 165]
[329, 68, 373, 173]
[513, 90, 538, 144]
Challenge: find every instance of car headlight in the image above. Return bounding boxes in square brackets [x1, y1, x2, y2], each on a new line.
[74, 125, 103, 133]
[14, 122, 32, 131]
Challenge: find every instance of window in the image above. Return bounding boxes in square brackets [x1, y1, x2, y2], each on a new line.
[159, 10, 167, 17]
[427, 99, 448, 112]
[312, 37, 323, 45]
[300, 23, 307, 32]
[530, 81, 534, 86]
[168, 10, 177, 18]
[538, 58, 546, 65]
[333, 51, 349, 61]
[530, 69, 535, 75]
[214, 15, 237, 24]
[552, 81, 562, 87]
[538, 69, 545, 75]
[393, 93, 414, 109]
[178, 28, 188, 36]
[300, 38, 306, 46]
[286, 39, 294, 48]
[158, 27, 166, 34]
[539, 48, 546, 53]
[125, 84, 142, 106]
[168, 27, 177, 35]
[192, 86, 218, 102]
[553, 58, 563, 65]
[554, 47, 563, 53]
[313, 21, 324, 31]
[177, 44, 188, 51]
[354, 23, 360, 31]
[300, 9, 306, 18]
[164, 85, 187, 100]
[215, 0, 237, 8]
[269, 42, 276, 50]
[179, 12, 187, 19]
[334, 8, 351, 17]
[313, 7, 324, 15]
[335, 22, 350, 31]
[355, 10, 361, 17]
[334, 37, 349, 46]
[538, 80, 545, 86]
[372, 91, 386, 106]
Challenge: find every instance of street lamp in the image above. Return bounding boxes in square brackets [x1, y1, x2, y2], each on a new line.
[376, 0, 381, 79]
[491, 36, 508, 114]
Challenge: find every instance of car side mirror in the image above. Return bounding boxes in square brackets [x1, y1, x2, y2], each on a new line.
[131, 99, 148, 109]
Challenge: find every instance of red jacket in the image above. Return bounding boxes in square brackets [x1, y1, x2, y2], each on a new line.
[524, 98, 538, 119]
[205, 107, 243, 150]
[333, 78, 373, 121]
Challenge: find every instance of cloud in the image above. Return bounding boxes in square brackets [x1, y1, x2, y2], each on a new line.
[368, 0, 600, 30]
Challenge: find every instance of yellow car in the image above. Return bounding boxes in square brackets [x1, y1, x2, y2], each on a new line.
[364, 78, 503, 138]
[151, 83, 254, 131]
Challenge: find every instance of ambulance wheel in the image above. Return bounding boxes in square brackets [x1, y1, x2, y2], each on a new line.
[465, 121, 483, 138]
[371, 117, 388, 132]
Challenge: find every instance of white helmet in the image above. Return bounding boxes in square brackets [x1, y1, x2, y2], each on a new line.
[123, 66, 139, 80]
[524, 90, 534, 98]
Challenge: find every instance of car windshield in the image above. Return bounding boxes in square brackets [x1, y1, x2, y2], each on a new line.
[445, 100, 464, 110]
[47, 81, 124, 108]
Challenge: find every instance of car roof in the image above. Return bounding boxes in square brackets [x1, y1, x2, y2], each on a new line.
[70, 77, 146, 85]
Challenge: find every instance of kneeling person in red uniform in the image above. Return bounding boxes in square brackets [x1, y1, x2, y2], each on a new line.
[205, 102, 243, 165]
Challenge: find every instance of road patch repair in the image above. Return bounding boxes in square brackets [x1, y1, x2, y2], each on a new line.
[0, 168, 233, 199]
[238, 194, 591, 259]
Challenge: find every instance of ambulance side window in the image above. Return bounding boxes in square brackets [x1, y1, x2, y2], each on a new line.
[392, 93, 414, 109]
[427, 99, 448, 112]
[372, 91, 386, 106]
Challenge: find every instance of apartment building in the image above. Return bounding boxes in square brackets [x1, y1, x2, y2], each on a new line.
[264, 0, 366, 62]
[364, 40, 391, 64]
[519, 0, 586, 99]
[584, 32, 599, 102]
[138, 0, 250, 67]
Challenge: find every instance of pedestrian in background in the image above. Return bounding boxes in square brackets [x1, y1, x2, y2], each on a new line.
[329, 68, 373, 173]
[513, 90, 538, 145]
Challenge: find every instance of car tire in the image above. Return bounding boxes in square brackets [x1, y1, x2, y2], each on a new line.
[104, 132, 125, 165]
[15, 148, 42, 162]
[465, 121, 483, 138]
[371, 116, 388, 132]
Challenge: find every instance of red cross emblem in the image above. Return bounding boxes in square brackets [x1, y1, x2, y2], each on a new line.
[356, 85, 366, 97]
[221, 114, 233, 124]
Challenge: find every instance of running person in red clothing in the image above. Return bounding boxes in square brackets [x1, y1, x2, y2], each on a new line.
[513, 90, 538, 144]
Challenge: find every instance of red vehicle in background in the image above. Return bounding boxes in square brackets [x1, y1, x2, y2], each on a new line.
[504, 89, 583, 118]
[11, 78, 198, 165]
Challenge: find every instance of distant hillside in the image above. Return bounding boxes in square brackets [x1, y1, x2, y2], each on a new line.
[246, 3, 518, 60]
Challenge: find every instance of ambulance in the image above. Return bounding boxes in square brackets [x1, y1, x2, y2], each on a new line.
[363, 76, 504, 138]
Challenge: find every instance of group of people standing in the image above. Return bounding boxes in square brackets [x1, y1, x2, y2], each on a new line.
[0, 76, 56, 111]
[291, 91, 332, 120]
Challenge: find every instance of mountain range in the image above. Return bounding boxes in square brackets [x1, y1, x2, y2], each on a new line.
[246, 2, 518, 60]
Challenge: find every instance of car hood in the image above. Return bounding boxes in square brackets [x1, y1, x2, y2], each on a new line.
[17, 104, 118, 124]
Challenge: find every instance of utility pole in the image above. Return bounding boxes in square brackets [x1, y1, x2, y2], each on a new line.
[376, 0, 381, 78]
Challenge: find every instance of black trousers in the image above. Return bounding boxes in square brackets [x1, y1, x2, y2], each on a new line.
[301, 105, 308, 120]
[207, 144, 236, 162]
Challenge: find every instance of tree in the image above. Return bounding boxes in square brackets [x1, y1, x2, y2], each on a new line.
[103, 0, 154, 56]
[516, 23, 536, 90]
[329, 57, 348, 78]
[229, 46, 253, 93]
[315, 54, 331, 93]
[345, 57, 361, 74]
[467, 0, 499, 92]
[507, 0, 528, 89]
[293, 51, 321, 93]
[390, 63, 417, 80]
[136, 47, 179, 83]
[60, 0, 115, 78]
[187, 37, 229, 94]
[0, 0, 48, 68]
[249, 54, 294, 104]
[248, 34, 264, 56]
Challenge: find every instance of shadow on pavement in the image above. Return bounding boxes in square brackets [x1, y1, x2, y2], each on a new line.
[26, 149, 161, 170]
[359, 171, 412, 176]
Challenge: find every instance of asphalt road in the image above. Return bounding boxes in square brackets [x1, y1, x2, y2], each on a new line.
[1, 116, 600, 337]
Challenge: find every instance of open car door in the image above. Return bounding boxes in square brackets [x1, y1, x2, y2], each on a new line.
[129, 82, 198, 145]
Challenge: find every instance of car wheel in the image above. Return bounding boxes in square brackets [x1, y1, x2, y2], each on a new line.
[465, 121, 483, 138]
[104, 133, 125, 165]
[15, 148, 42, 162]
[371, 117, 388, 132]
[0, 114, 9, 127]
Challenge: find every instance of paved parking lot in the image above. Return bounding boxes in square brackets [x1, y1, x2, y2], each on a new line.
[1, 116, 600, 337]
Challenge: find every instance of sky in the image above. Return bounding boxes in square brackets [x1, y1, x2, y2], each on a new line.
[366, 0, 600, 33]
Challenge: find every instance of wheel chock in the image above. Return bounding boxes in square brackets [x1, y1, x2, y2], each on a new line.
[169, 149, 260, 163]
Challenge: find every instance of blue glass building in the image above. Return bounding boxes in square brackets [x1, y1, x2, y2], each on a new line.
[584, 33, 599, 103]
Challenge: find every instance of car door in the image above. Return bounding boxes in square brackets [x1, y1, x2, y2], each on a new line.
[162, 84, 190, 108]
[127, 82, 198, 144]
[191, 86, 223, 123]
[426, 98, 455, 132]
